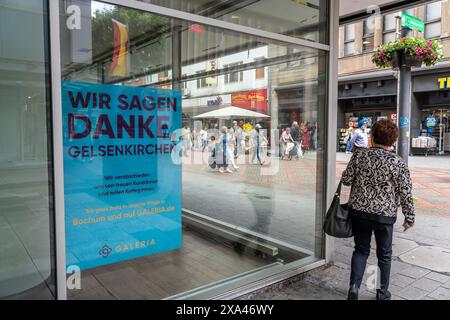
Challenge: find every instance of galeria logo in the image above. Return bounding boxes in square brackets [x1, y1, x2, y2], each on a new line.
[99, 245, 113, 258]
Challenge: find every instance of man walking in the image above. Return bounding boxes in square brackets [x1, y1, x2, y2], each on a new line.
[233, 120, 243, 158]
[348, 119, 369, 151]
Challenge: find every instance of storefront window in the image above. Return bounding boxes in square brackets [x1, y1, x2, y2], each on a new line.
[0, 0, 55, 299]
[137, 0, 329, 45]
[58, 0, 327, 300]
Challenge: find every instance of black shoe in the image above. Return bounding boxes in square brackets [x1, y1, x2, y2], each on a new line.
[347, 285, 359, 300]
[376, 289, 392, 300]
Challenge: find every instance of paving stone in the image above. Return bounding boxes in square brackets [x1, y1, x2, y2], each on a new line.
[427, 287, 450, 300]
[411, 277, 442, 292]
[387, 284, 404, 295]
[392, 238, 419, 257]
[399, 246, 450, 274]
[425, 272, 450, 284]
[396, 286, 428, 300]
[397, 265, 431, 279]
[391, 294, 406, 300]
[390, 274, 416, 287]
[390, 260, 412, 275]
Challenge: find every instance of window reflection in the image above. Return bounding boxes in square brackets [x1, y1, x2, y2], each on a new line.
[62, 1, 327, 300]
[138, 0, 329, 44]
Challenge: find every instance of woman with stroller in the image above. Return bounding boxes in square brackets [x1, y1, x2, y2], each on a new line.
[280, 127, 295, 160]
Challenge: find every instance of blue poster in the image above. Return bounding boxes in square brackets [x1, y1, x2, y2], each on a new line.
[61, 81, 182, 270]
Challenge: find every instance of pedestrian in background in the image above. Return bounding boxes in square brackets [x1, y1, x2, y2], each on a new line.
[345, 126, 355, 154]
[217, 126, 232, 173]
[251, 124, 267, 165]
[280, 127, 295, 160]
[300, 122, 311, 151]
[348, 119, 368, 151]
[227, 127, 239, 171]
[341, 119, 415, 301]
[201, 127, 208, 152]
[233, 120, 243, 158]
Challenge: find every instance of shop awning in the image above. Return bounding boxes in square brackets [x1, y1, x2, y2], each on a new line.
[193, 106, 270, 119]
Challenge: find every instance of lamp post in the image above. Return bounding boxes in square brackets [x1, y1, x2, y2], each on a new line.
[396, 23, 413, 164]
[395, 16, 417, 165]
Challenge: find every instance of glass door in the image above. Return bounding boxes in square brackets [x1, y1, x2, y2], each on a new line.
[0, 0, 56, 299]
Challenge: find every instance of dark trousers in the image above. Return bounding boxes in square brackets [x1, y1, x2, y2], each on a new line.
[350, 217, 394, 295]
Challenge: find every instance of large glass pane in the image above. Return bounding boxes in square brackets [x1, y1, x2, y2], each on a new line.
[425, 22, 441, 39]
[383, 13, 397, 32]
[426, 1, 442, 22]
[344, 23, 355, 41]
[61, 0, 327, 300]
[0, 0, 55, 299]
[138, 0, 329, 45]
[344, 42, 355, 56]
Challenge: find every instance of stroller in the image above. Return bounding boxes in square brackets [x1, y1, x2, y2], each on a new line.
[289, 141, 303, 159]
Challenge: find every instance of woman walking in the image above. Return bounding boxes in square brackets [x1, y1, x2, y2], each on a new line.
[227, 127, 239, 170]
[300, 122, 310, 151]
[341, 120, 415, 301]
[217, 126, 233, 173]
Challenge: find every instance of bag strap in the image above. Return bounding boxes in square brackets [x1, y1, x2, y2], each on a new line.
[335, 180, 343, 198]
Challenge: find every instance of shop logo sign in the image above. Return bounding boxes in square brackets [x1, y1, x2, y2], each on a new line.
[400, 116, 410, 129]
[438, 77, 450, 89]
[207, 96, 223, 106]
[99, 245, 113, 258]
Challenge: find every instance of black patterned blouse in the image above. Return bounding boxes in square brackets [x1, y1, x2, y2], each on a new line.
[341, 147, 415, 225]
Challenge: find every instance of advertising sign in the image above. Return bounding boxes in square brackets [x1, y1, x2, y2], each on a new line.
[231, 89, 268, 114]
[438, 77, 450, 89]
[62, 81, 182, 270]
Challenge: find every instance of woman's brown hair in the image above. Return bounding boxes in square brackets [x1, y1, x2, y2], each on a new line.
[371, 119, 399, 147]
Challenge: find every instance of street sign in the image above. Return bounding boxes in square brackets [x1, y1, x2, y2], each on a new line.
[401, 12, 425, 33]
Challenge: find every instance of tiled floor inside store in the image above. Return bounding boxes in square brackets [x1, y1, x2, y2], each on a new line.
[68, 228, 269, 300]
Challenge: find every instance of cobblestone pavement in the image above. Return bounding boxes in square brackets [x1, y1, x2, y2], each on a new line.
[246, 153, 450, 300]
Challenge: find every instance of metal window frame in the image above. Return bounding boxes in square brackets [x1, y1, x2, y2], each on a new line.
[49, 0, 67, 301]
[48, 0, 338, 300]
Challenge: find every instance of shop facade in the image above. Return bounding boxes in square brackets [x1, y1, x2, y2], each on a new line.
[337, 78, 397, 151]
[412, 70, 450, 155]
[338, 65, 450, 154]
[0, 0, 339, 300]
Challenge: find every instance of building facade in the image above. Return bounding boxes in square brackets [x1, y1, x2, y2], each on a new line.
[0, 0, 340, 300]
[338, 0, 450, 154]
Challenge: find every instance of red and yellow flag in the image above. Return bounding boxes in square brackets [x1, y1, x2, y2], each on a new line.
[109, 19, 129, 77]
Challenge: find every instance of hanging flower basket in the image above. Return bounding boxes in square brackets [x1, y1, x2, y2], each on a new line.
[391, 50, 423, 68]
[372, 37, 443, 69]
